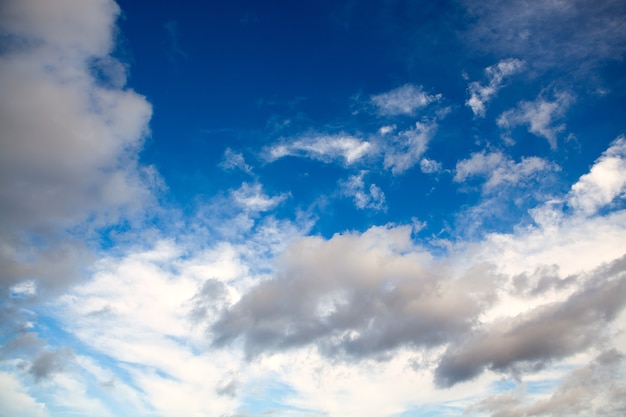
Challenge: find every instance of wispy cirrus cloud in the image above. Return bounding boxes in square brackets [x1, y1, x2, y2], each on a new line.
[264, 133, 372, 166]
[466, 58, 526, 117]
[370, 84, 441, 116]
[383, 120, 438, 175]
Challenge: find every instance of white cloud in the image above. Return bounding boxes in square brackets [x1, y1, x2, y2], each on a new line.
[339, 172, 386, 211]
[568, 136, 626, 216]
[265, 134, 372, 166]
[0, 372, 48, 417]
[466, 58, 525, 117]
[220, 148, 253, 174]
[231, 183, 287, 213]
[383, 120, 438, 174]
[454, 151, 558, 192]
[497, 91, 573, 148]
[370, 84, 441, 116]
[420, 158, 442, 174]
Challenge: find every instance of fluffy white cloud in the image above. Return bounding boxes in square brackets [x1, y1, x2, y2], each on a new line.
[231, 182, 287, 213]
[370, 84, 441, 116]
[466, 58, 525, 117]
[265, 134, 372, 165]
[497, 91, 573, 148]
[220, 148, 253, 174]
[0, 373, 48, 417]
[568, 136, 626, 216]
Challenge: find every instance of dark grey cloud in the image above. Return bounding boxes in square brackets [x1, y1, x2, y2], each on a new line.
[211, 228, 499, 360]
[28, 348, 74, 382]
[463, 0, 626, 72]
[466, 349, 626, 417]
[435, 254, 626, 387]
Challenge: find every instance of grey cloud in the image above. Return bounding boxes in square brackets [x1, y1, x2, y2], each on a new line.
[29, 348, 74, 382]
[463, 0, 626, 72]
[435, 254, 626, 387]
[466, 349, 626, 417]
[0, 0, 155, 296]
[211, 227, 499, 360]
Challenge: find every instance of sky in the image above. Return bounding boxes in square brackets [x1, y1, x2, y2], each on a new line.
[1, 0, 626, 416]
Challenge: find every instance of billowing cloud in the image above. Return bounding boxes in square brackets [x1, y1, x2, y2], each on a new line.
[339, 171, 386, 211]
[454, 151, 558, 192]
[0, 0, 155, 294]
[568, 136, 626, 216]
[497, 91, 573, 148]
[264, 134, 372, 166]
[466, 58, 525, 117]
[370, 84, 441, 116]
[212, 225, 499, 359]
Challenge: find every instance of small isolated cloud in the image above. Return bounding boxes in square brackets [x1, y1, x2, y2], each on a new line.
[219, 148, 253, 174]
[339, 171, 386, 211]
[467, 58, 525, 117]
[568, 136, 626, 216]
[231, 183, 287, 213]
[420, 158, 442, 174]
[497, 91, 573, 149]
[454, 151, 558, 192]
[383, 120, 438, 175]
[370, 84, 441, 116]
[264, 134, 372, 166]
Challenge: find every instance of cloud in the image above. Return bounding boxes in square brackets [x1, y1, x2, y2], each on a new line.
[497, 91, 573, 149]
[220, 148, 253, 175]
[434, 256, 626, 387]
[339, 172, 386, 211]
[466, 349, 626, 417]
[454, 151, 558, 192]
[29, 348, 74, 382]
[264, 134, 372, 166]
[163, 20, 189, 62]
[0, 373, 47, 417]
[383, 120, 438, 174]
[212, 225, 498, 359]
[231, 183, 287, 213]
[370, 84, 441, 116]
[0, 0, 155, 294]
[463, 0, 626, 71]
[419, 158, 442, 174]
[466, 58, 525, 117]
[567, 136, 626, 216]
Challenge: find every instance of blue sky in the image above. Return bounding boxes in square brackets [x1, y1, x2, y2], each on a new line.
[1, 0, 626, 416]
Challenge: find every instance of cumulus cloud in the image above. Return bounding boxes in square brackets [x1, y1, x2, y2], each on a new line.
[419, 158, 442, 174]
[264, 134, 372, 166]
[339, 172, 386, 211]
[212, 225, 498, 359]
[466, 58, 525, 117]
[568, 136, 626, 216]
[370, 84, 441, 116]
[0, 0, 155, 293]
[497, 91, 573, 148]
[383, 120, 438, 174]
[454, 151, 558, 192]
